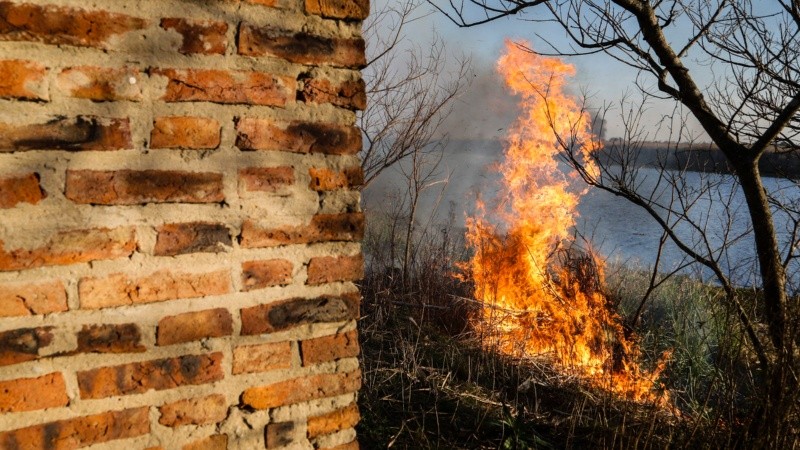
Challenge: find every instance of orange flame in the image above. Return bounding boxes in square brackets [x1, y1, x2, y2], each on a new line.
[464, 40, 667, 403]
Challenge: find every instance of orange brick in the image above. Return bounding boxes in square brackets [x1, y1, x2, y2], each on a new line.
[79, 269, 231, 309]
[161, 18, 228, 55]
[233, 341, 292, 374]
[159, 394, 228, 427]
[308, 166, 363, 191]
[154, 222, 232, 256]
[77, 353, 224, 399]
[0, 373, 68, 412]
[240, 292, 360, 335]
[242, 259, 293, 291]
[183, 434, 228, 450]
[0, 172, 45, 208]
[242, 370, 361, 409]
[0, 2, 147, 49]
[0, 327, 53, 366]
[241, 213, 364, 248]
[0, 279, 67, 317]
[307, 254, 364, 285]
[301, 330, 359, 366]
[239, 166, 295, 193]
[238, 24, 365, 68]
[56, 66, 142, 101]
[305, 0, 369, 19]
[66, 169, 224, 205]
[300, 77, 366, 111]
[76, 323, 145, 354]
[0, 407, 149, 449]
[150, 116, 221, 149]
[157, 308, 233, 345]
[0, 116, 132, 151]
[307, 403, 360, 438]
[152, 68, 292, 106]
[0, 226, 136, 272]
[0, 59, 48, 100]
[236, 118, 361, 154]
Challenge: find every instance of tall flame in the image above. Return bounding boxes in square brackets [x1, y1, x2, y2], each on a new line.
[464, 40, 666, 403]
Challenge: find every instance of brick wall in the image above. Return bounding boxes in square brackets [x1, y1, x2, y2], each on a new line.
[0, 0, 367, 448]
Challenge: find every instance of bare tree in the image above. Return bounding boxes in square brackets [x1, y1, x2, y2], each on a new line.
[434, 0, 800, 445]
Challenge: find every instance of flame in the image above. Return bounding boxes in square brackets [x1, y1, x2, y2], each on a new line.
[464, 40, 667, 403]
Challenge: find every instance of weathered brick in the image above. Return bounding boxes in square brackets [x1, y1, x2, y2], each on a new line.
[242, 370, 361, 409]
[0, 59, 47, 100]
[0, 373, 68, 413]
[0, 226, 136, 272]
[183, 434, 228, 450]
[236, 118, 361, 154]
[76, 323, 145, 354]
[307, 403, 360, 438]
[0, 280, 67, 317]
[241, 213, 364, 248]
[0, 407, 149, 449]
[301, 330, 359, 366]
[65, 169, 224, 205]
[319, 441, 359, 450]
[307, 254, 364, 285]
[300, 76, 366, 110]
[154, 222, 232, 256]
[79, 269, 231, 310]
[242, 259, 293, 291]
[238, 24, 365, 68]
[240, 292, 360, 335]
[266, 422, 295, 448]
[152, 68, 292, 106]
[161, 18, 228, 55]
[305, 0, 369, 20]
[0, 327, 53, 366]
[233, 341, 292, 374]
[77, 353, 224, 399]
[157, 308, 233, 345]
[0, 116, 132, 151]
[308, 166, 363, 191]
[239, 166, 295, 193]
[0, 2, 147, 49]
[159, 394, 228, 427]
[56, 66, 142, 101]
[0, 172, 45, 208]
[150, 116, 221, 149]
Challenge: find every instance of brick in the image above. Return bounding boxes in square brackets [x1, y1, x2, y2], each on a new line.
[242, 370, 361, 409]
[240, 292, 360, 335]
[236, 118, 361, 154]
[238, 24, 365, 68]
[159, 394, 228, 427]
[79, 269, 231, 309]
[0, 280, 67, 317]
[233, 341, 292, 374]
[266, 422, 295, 448]
[77, 353, 224, 399]
[0, 172, 45, 208]
[307, 254, 364, 285]
[301, 330, 359, 366]
[305, 0, 369, 19]
[300, 76, 366, 110]
[0, 59, 47, 100]
[241, 259, 293, 291]
[65, 169, 224, 205]
[0, 116, 132, 151]
[0, 226, 136, 272]
[150, 116, 221, 149]
[157, 308, 233, 345]
[152, 68, 292, 106]
[319, 442, 359, 450]
[307, 403, 360, 438]
[0, 2, 147, 49]
[0, 327, 53, 366]
[241, 213, 364, 248]
[245, 0, 279, 5]
[154, 222, 232, 256]
[0, 373, 68, 412]
[183, 434, 228, 450]
[56, 66, 142, 101]
[308, 166, 363, 191]
[161, 18, 228, 55]
[239, 166, 295, 193]
[76, 323, 145, 354]
[0, 407, 149, 449]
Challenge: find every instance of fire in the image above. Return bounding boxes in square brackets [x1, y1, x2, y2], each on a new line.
[464, 40, 667, 403]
